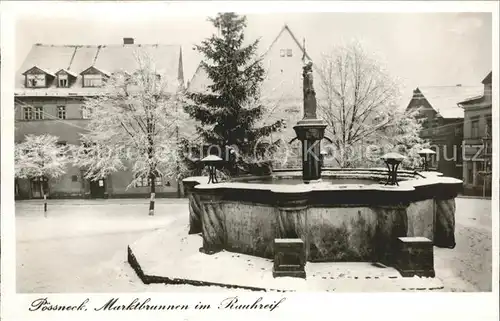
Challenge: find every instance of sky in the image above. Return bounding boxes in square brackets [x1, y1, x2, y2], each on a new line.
[15, 11, 492, 106]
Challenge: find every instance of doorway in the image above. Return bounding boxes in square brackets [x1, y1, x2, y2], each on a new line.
[31, 177, 49, 199]
[89, 178, 106, 198]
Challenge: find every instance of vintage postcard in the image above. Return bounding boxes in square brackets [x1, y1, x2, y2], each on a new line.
[0, 1, 499, 321]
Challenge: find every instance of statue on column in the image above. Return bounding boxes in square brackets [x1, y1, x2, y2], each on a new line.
[303, 61, 317, 119]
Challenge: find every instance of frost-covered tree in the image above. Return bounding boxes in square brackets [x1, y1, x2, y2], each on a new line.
[375, 109, 430, 169]
[15, 134, 70, 212]
[317, 42, 425, 168]
[73, 51, 187, 215]
[184, 12, 284, 174]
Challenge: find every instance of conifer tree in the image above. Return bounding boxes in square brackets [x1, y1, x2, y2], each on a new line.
[184, 13, 284, 173]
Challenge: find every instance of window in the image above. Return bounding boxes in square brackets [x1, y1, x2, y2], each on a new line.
[34, 106, 43, 120]
[467, 165, 473, 184]
[135, 176, 148, 187]
[457, 146, 463, 163]
[23, 107, 33, 120]
[476, 162, 484, 185]
[56, 141, 67, 157]
[471, 119, 480, 138]
[83, 74, 103, 87]
[280, 49, 285, 57]
[57, 106, 66, 119]
[81, 106, 90, 119]
[135, 176, 163, 187]
[485, 115, 492, 137]
[286, 49, 292, 57]
[477, 161, 483, 172]
[429, 148, 438, 167]
[26, 74, 46, 88]
[71, 175, 78, 182]
[58, 74, 69, 88]
[485, 141, 492, 155]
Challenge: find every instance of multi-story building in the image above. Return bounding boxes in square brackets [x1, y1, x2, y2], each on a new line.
[459, 71, 492, 196]
[15, 38, 185, 199]
[406, 85, 483, 179]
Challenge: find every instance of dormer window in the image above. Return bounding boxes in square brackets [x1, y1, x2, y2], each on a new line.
[83, 74, 103, 87]
[80, 66, 110, 88]
[23, 66, 55, 88]
[58, 74, 68, 87]
[55, 69, 77, 88]
[27, 74, 46, 88]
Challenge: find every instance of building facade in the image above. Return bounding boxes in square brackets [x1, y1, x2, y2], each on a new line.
[406, 85, 483, 179]
[15, 39, 184, 199]
[460, 72, 492, 196]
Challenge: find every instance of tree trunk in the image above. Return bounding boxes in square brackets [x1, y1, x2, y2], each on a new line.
[149, 173, 155, 216]
[41, 177, 47, 216]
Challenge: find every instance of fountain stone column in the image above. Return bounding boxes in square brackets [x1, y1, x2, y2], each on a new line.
[293, 62, 328, 184]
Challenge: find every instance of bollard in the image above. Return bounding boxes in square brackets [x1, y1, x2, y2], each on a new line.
[43, 194, 47, 217]
[149, 192, 155, 216]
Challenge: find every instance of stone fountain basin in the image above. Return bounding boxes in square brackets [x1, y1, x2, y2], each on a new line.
[183, 169, 461, 264]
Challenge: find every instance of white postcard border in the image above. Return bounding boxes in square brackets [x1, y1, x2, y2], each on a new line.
[1, 1, 499, 321]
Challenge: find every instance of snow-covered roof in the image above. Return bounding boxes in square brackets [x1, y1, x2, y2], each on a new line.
[16, 44, 184, 96]
[55, 68, 78, 78]
[22, 65, 56, 77]
[80, 66, 111, 77]
[458, 94, 483, 104]
[482, 71, 492, 85]
[416, 85, 483, 119]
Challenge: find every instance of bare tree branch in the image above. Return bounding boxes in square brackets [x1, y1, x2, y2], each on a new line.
[316, 41, 423, 168]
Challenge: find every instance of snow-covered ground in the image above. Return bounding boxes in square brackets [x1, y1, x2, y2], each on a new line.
[15, 197, 492, 293]
[434, 198, 492, 291]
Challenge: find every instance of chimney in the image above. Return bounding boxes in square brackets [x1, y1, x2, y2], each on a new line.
[123, 38, 134, 45]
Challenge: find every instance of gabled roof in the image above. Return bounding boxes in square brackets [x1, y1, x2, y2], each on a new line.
[16, 43, 184, 96]
[22, 66, 56, 77]
[261, 24, 312, 62]
[55, 68, 78, 78]
[482, 71, 492, 85]
[411, 86, 483, 119]
[188, 24, 314, 94]
[80, 66, 111, 77]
